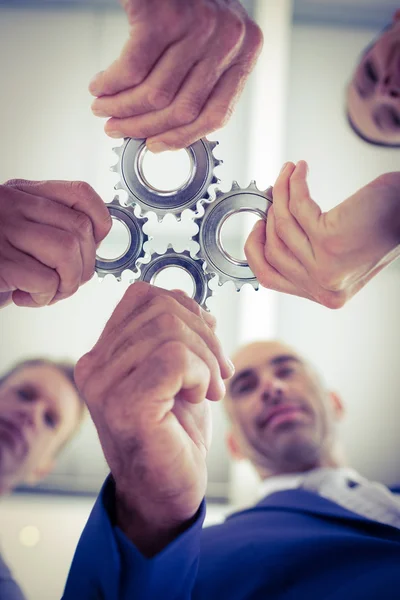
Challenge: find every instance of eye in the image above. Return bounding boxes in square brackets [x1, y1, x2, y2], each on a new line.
[364, 59, 378, 84]
[231, 373, 258, 397]
[17, 387, 37, 402]
[276, 366, 294, 379]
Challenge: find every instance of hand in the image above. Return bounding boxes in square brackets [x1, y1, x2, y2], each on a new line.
[74, 283, 234, 555]
[245, 162, 400, 308]
[0, 180, 111, 308]
[89, 0, 263, 151]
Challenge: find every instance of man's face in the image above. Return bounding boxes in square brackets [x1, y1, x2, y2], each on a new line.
[225, 342, 343, 476]
[347, 11, 400, 146]
[0, 364, 81, 493]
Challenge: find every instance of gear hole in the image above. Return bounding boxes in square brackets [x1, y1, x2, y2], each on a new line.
[219, 210, 263, 265]
[151, 266, 195, 298]
[96, 217, 132, 262]
[137, 147, 194, 194]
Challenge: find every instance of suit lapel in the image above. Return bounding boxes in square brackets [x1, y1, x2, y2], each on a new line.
[226, 488, 400, 541]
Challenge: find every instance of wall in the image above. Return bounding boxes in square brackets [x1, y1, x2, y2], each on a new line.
[280, 23, 400, 485]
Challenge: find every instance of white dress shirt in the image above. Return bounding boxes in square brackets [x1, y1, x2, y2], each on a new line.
[258, 467, 400, 530]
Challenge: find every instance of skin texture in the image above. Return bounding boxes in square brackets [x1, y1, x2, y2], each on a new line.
[347, 11, 400, 147]
[224, 341, 346, 479]
[75, 282, 234, 556]
[0, 179, 111, 308]
[245, 161, 400, 308]
[89, 0, 263, 151]
[0, 364, 81, 493]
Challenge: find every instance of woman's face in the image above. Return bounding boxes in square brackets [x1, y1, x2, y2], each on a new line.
[347, 11, 400, 146]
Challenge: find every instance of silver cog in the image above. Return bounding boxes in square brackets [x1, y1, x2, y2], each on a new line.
[138, 246, 214, 310]
[193, 181, 273, 291]
[95, 196, 150, 281]
[112, 137, 222, 221]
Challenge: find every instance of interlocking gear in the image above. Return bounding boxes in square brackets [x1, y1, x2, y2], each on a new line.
[95, 197, 149, 281]
[112, 137, 221, 221]
[193, 181, 273, 291]
[138, 246, 214, 308]
[95, 137, 273, 308]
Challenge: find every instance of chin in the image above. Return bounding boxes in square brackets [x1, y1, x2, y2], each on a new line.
[275, 432, 322, 473]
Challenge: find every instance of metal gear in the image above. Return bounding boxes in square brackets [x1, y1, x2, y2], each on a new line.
[95, 196, 149, 281]
[193, 181, 273, 291]
[112, 137, 222, 221]
[138, 246, 214, 310]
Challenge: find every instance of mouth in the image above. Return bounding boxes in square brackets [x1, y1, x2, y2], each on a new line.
[257, 404, 309, 431]
[0, 417, 28, 458]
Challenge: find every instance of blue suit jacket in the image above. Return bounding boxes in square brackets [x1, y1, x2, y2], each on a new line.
[63, 478, 400, 600]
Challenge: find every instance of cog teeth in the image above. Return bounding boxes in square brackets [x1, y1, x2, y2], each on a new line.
[231, 180, 240, 190]
[113, 146, 123, 157]
[114, 181, 123, 191]
[248, 180, 258, 190]
[110, 165, 118, 173]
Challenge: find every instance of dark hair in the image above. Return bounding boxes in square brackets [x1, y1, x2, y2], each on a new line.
[0, 358, 87, 447]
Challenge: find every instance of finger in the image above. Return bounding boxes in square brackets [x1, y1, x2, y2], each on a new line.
[89, 27, 169, 97]
[12, 195, 97, 285]
[83, 316, 225, 404]
[272, 161, 316, 268]
[171, 289, 217, 331]
[5, 180, 111, 245]
[245, 220, 314, 300]
[91, 32, 209, 119]
[286, 160, 322, 235]
[134, 341, 213, 406]
[6, 221, 83, 299]
[94, 283, 233, 380]
[105, 61, 248, 148]
[0, 247, 59, 306]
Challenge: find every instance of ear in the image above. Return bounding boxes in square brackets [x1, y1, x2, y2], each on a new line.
[25, 458, 55, 486]
[329, 391, 345, 422]
[226, 430, 245, 461]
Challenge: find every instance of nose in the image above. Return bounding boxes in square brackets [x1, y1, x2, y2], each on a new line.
[13, 401, 45, 432]
[380, 74, 400, 98]
[260, 376, 286, 406]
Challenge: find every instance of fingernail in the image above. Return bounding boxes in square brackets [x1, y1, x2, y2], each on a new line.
[279, 162, 289, 175]
[89, 71, 104, 95]
[92, 106, 110, 118]
[227, 359, 235, 375]
[32, 292, 53, 306]
[107, 130, 124, 139]
[219, 379, 227, 397]
[147, 141, 170, 154]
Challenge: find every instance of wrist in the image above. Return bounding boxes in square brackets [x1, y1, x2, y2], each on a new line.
[115, 489, 199, 557]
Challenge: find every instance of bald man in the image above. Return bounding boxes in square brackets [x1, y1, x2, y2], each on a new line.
[63, 283, 400, 600]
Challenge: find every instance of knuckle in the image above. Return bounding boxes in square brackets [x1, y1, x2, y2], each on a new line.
[172, 101, 201, 126]
[62, 232, 80, 256]
[68, 180, 94, 198]
[318, 289, 347, 310]
[73, 212, 94, 238]
[224, 12, 246, 49]
[245, 20, 264, 56]
[4, 178, 30, 188]
[194, 4, 217, 41]
[274, 216, 289, 240]
[74, 351, 95, 390]
[146, 86, 174, 111]
[161, 340, 189, 365]
[154, 311, 183, 334]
